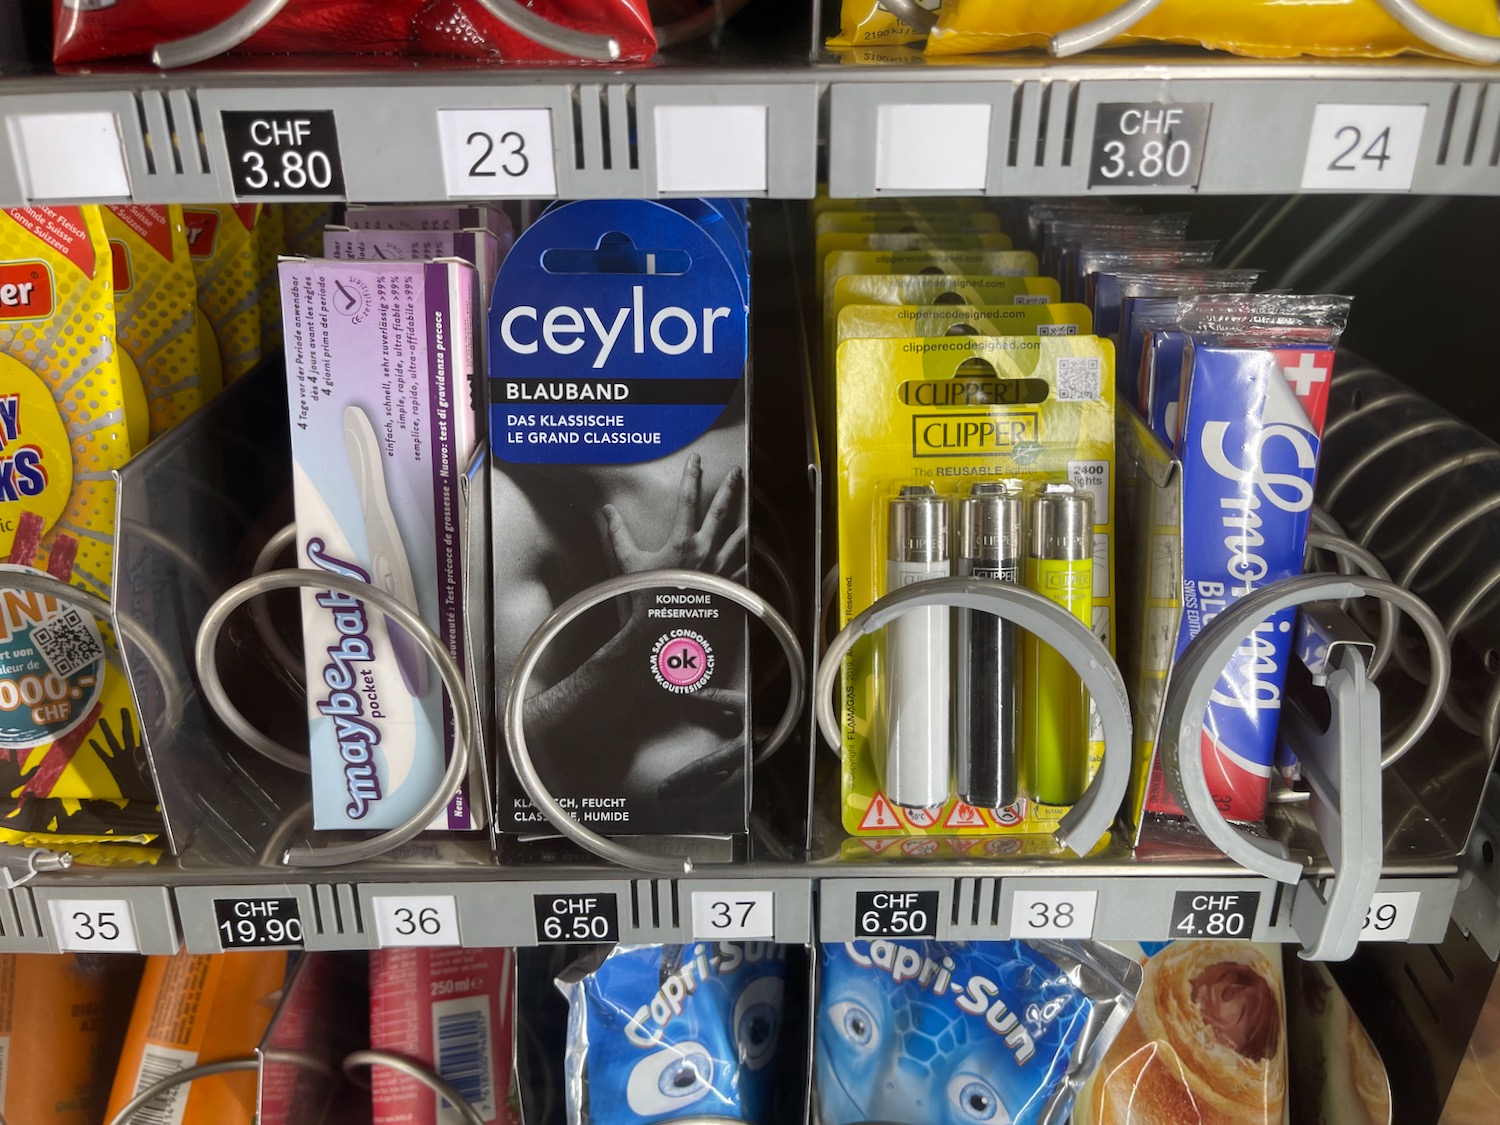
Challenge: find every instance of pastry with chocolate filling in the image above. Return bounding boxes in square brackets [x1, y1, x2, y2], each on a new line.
[1075, 942, 1287, 1124]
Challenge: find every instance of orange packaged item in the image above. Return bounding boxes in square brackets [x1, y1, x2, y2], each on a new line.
[107, 951, 288, 1125]
[0, 952, 142, 1124]
[928, 0, 1500, 59]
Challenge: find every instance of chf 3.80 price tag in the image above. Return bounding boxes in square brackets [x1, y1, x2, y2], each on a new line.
[1089, 103, 1211, 190]
[534, 893, 619, 944]
[221, 111, 345, 199]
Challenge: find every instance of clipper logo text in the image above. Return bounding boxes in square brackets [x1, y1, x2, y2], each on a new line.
[306, 540, 386, 820]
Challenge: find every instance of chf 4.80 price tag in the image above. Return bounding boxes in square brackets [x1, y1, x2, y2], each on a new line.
[534, 893, 619, 944]
[222, 111, 345, 200]
[691, 890, 774, 941]
[1089, 103, 1211, 190]
[373, 894, 461, 947]
[1170, 890, 1259, 940]
[854, 890, 939, 939]
[213, 897, 305, 949]
[1011, 889, 1097, 939]
[49, 899, 139, 953]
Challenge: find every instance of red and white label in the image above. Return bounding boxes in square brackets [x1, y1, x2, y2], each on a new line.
[1273, 348, 1334, 435]
[944, 801, 986, 828]
[182, 209, 221, 258]
[0, 262, 53, 320]
[859, 792, 901, 831]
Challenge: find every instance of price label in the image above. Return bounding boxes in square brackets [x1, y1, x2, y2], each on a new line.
[854, 890, 939, 939]
[1170, 890, 1258, 940]
[221, 111, 345, 199]
[534, 894, 619, 945]
[9, 112, 131, 201]
[438, 109, 557, 199]
[874, 103, 992, 193]
[1010, 889, 1098, 939]
[372, 894, 460, 947]
[49, 899, 139, 952]
[1300, 104, 1427, 192]
[213, 897, 305, 949]
[1089, 103, 1211, 190]
[1360, 891, 1422, 942]
[690, 890, 774, 940]
[655, 105, 768, 194]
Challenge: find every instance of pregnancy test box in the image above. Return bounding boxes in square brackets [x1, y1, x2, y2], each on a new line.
[279, 256, 483, 831]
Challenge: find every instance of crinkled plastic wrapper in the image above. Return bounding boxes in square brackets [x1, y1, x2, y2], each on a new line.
[558, 942, 788, 1125]
[829, 0, 947, 48]
[815, 939, 1140, 1124]
[928, 0, 1500, 60]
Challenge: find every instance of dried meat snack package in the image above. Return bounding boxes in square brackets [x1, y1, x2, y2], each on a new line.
[183, 204, 263, 385]
[0, 207, 154, 818]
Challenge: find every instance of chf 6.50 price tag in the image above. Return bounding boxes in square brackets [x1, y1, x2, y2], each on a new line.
[1089, 103, 1211, 190]
[222, 111, 345, 199]
[534, 893, 619, 944]
[854, 890, 939, 939]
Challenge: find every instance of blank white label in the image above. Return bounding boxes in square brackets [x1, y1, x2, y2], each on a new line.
[50, 898, 139, 952]
[1360, 891, 1421, 942]
[372, 894, 461, 947]
[691, 890, 774, 940]
[1011, 889, 1097, 939]
[655, 105, 768, 194]
[875, 104, 992, 192]
[438, 109, 557, 198]
[9, 112, 131, 200]
[1301, 104, 1427, 191]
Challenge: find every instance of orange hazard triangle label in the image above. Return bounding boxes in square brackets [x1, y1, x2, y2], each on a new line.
[859, 793, 901, 830]
[945, 801, 988, 828]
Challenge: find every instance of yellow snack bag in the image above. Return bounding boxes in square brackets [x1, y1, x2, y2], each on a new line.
[183, 205, 262, 383]
[837, 333, 1116, 837]
[829, 0, 947, 47]
[836, 302, 1095, 347]
[928, 0, 1500, 59]
[102, 205, 204, 440]
[815, 210, 1002, 237]
[0, 207, 152, 812]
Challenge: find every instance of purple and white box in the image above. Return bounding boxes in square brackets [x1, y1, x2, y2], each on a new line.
[279, 257, 482, 831]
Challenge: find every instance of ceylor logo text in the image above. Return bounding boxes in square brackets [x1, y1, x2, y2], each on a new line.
[499, 285, 733, 369]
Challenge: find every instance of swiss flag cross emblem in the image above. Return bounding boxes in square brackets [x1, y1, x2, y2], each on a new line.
[858, 793, 902, 831]
[944, 802, 987, 828]
[1274, 349, 1334, 436]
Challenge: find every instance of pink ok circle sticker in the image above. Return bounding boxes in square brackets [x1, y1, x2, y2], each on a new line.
[651, 630, 714, 693]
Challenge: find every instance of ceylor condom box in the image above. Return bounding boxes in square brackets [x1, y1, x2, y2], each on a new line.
[1143, 343, 1332, 823]
[279, 256, 483, 831]
[489, 199, 751, 838]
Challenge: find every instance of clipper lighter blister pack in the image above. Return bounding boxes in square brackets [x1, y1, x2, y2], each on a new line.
[0, 207, 159, 847]
[371, 947, 520, 1125]
[279, 256, 484, 832]
[837, 334, 1115, 835]
[815, 210, 1002, 237]
[823, 249, 1041, 331]
[107, 952, 287, 1125]
[558, 943, 788, 1125]
[184, 204, 264, 383]
[836, 303, 1094, 348]
[1141, 324, 1343, 824]
[815, 940, 1139, 1125]
[490, 199, 751, 838]
[102, 205, 204, 439]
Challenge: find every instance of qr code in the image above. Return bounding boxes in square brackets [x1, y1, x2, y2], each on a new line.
[1056, 356, 1102, 401]
[33, 608, 104, 679]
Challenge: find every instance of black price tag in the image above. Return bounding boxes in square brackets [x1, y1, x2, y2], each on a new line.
[222, 111, 345, 199]
[534, 893, 620, 944]
[1088, 103, 1211, 189]
[213, 897, 305, 949]
[854, 890, 940, 939]
[1170, 890, 1258, 940]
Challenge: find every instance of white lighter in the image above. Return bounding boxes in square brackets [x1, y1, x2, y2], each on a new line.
[885, 485, 951, 811]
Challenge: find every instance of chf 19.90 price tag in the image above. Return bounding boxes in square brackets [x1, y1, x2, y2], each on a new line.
[221, 111, 345, 199]
[213, 897, 305, 949]
[534, 893, 619, 944]
[854, 890, 939, 939]
[1170, 890, 1259, 940]
[1089, 103, 1211, 190]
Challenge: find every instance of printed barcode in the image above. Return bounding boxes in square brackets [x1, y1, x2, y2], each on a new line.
[434, 1002, 494, 1120]
[1037, 324, 1079, 337]
[1056, 356, 1102, 401]
[1014, 294, 1050, 305]
[32, 607, 104, 678]
[129, 1045, 197, 1125]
